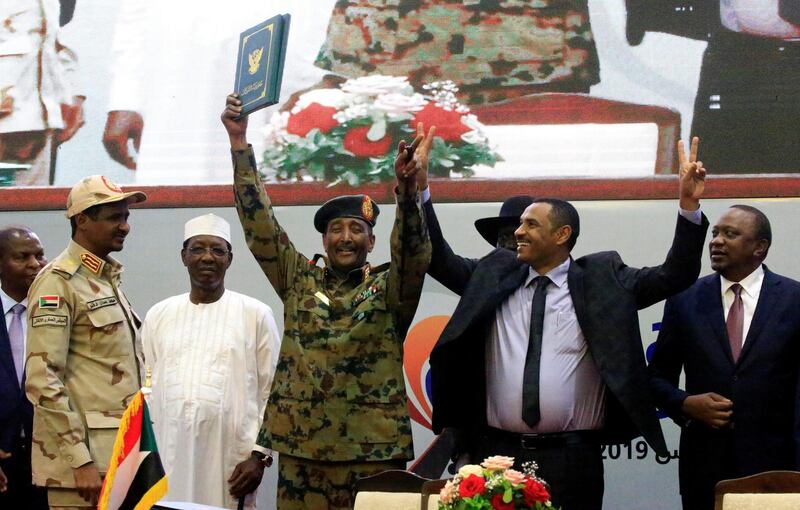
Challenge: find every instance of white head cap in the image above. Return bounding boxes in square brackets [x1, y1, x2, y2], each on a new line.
[184, 213, 231, 243]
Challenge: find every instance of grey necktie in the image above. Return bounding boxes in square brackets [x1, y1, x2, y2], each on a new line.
[9, 303, 25, 386]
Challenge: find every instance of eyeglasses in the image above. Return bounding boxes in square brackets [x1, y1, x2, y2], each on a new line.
[186, 246, 230, 258]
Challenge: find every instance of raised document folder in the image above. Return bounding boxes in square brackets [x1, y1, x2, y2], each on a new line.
[233, 13, 290, 117]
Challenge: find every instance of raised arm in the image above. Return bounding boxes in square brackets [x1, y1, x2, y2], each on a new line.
[617, 137, 709, 308]
[404, 123, 479, 295]
[386, 125, 432, 334]
[222, 94, 307, 299]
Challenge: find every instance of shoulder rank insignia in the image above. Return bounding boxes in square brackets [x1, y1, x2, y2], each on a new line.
[38, 295, 60, 309]
[361, 196, 374, 223]
[80, 252, 102, 273]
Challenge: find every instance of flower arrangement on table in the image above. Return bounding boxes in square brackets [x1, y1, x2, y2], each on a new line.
[438, 456, 558, 510]
[261, 75, 500, 186]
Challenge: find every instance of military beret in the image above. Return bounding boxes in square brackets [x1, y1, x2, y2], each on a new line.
[313, 194, 380, 233]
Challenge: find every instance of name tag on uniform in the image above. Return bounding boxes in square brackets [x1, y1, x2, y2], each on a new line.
[87, 297, 118, 310]
[32, 315, 67, 327]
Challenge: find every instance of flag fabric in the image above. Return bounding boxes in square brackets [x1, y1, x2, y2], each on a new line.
[38, 295, 60, 308]
[98, 391, 168, 510]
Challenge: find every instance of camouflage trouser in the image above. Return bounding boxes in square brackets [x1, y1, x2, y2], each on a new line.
[47, 488, 93, 509]
[277, 454, 406, 510]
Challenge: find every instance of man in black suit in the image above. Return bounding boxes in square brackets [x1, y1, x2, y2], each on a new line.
[0, 226, 48, 509]
[648, 205, 800, 510]
[418, 139, 708, 510]
[625, 0, 800, 174]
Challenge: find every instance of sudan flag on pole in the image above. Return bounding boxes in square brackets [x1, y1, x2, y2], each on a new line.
[98, 390, 168, 510]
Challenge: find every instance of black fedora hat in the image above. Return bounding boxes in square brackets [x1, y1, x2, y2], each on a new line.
[474, 195, 534, 247]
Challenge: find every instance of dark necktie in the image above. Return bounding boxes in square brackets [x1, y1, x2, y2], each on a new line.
[522, 276, 550, 427]
[726, 284, 744, 362]
[9, 303, 25, 386]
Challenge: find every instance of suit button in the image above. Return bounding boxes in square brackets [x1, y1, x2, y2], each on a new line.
[732, 375, 738, 382]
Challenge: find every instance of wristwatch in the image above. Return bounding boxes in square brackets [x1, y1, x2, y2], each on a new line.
[251, 450, 273, 468]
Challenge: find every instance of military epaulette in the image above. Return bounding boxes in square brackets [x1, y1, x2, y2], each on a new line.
[370, 262, 390, 275]
[51, 257, 81, 278]
[309, 254, 327, 267]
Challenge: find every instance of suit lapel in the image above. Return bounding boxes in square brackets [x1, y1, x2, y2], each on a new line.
[439, 256, 528, 345]
[738, 268, 778, 363]
[477, 262, 529, 321]
[567, 260, 589, 333]
[697, 274, 734, 363]
[0, 296, 21, 389]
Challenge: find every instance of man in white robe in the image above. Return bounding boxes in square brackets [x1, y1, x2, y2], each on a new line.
[142, 213, 280, 510]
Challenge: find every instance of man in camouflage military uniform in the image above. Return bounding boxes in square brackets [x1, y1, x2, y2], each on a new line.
[314, 0, 599, 105]
[24, 176, 147, 509]
[222, 94, 432, 510]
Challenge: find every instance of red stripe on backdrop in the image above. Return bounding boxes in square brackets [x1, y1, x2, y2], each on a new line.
[1, 175, 799, 211]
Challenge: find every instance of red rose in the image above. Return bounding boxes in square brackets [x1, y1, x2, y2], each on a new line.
[286, 102, 338, 137]
[491, 493, 515, 510]
[410, 102, 470, 142]
[343, 125, 393, 158]
[458, 474, 486, 499]
[523, 479, 550, 506]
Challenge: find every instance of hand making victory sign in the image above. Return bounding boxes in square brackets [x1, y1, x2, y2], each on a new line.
[678, 136, 706, 211]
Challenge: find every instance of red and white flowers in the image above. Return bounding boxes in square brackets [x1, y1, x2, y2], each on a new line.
[438, 456, 557, 510]
[261, 75, 499, 185]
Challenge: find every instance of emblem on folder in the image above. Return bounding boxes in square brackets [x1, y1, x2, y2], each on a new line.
[248, 47, 264, 75]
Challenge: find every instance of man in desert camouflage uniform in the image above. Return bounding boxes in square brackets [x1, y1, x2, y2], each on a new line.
[24, 175, 146, 509]
[222, 94, 432, 510]
[314, 0, 599, 105]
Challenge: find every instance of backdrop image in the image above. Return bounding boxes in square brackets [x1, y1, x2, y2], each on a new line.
[2, 0, 797, 188]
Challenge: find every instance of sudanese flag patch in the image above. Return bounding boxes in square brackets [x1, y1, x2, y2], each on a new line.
[38, 295, 60, 309]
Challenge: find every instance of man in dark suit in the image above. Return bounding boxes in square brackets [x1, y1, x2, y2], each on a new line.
[0, 226, 48, 509]
[625, 0, 800, 174]
[648, 205, 800, 510]
[418, 139, 708, 510]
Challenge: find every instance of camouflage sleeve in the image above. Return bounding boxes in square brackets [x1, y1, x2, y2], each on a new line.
[386, 190, 431, 336]
[232, 146, 307, 300]
[24, 273, 93, 469]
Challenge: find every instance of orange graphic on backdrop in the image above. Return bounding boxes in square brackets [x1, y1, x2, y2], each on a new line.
[404, 315, 450, 429]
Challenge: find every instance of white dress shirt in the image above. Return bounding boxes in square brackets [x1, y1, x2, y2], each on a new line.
[720, 265, 765, 345]
[486, 258, 607, 434]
